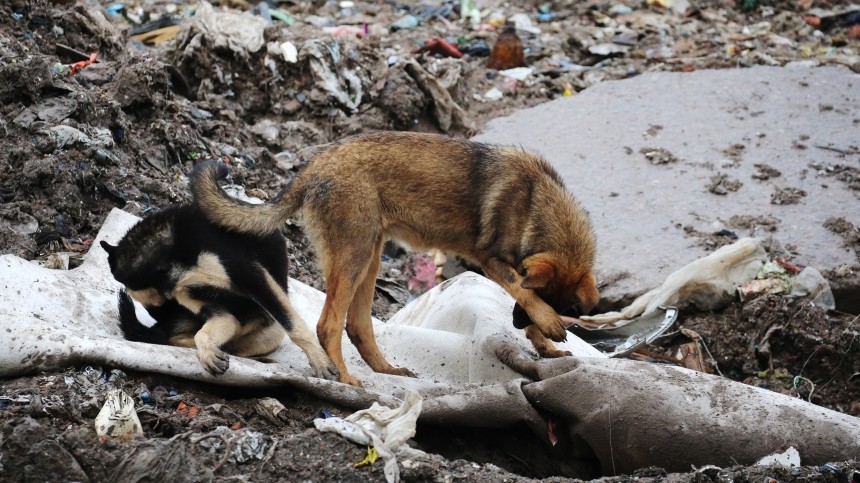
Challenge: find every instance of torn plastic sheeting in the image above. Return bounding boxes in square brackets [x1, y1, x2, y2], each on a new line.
[198, 426, 271, 463]
[45, 125, 114, 150]
[300, 39, 363, 112]
[521, 357, 860, 474]
[315, 390, 422, 483]
[567, 306, 678, 357]
[403, 58, 474, 134]
[583, 237, 766, 325]
[172, 1, 266, 59]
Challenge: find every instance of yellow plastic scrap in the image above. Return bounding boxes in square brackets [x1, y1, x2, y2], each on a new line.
[354, 446, 379, 468]
[647, 0, 673, 8]
[800, 45, 814, 58]
[129, 25, 181, 46]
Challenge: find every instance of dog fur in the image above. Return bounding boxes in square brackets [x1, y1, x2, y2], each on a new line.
[102, 204, 337, 379]
[190, 131, 599, 386]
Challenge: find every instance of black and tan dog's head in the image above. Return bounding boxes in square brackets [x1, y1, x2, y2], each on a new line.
[100, 206, 186, 308]
[102, 239, 170, 307]
[512, 252, 600, 329]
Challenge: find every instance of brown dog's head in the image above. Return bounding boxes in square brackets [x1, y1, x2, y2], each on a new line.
[512, 253, 600, 329]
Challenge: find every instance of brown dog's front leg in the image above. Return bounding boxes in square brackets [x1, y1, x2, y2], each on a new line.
[481, 258, 568, 344]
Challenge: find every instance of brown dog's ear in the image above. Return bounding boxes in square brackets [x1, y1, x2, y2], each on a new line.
[100, 240, 116, 255]
[575, 272, 600, 315]
[520, 255, 556, 290]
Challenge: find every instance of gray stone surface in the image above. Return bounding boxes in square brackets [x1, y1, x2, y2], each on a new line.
[474, 66, 860, 307]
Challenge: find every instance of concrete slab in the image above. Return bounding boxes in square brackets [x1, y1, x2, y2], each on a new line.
[474, 66, 860, 308]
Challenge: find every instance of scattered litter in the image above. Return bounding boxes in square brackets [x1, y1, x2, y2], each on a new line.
[177, 401, 200, 418]
[483, 87, 503, 100]
[415, 38, 462, 59]
[315, 390, 423, 483]
[172, 1, 267, 59]
[757, 446, 801, 467]
[355, 446, 379, 467]
[300, 39, 363, 112]
[498, 66, 534, 81]
[391, 15, 419, 30]
[509, 13, 541, 35]
[403, 58, 474, 133]
[197, 427, 272, 464]
[44, 125, 115, 150]
[487, 26, 525, 70]
[568, 307, 678, 357]
[253, 397, 290, 426]
[459, 0, 481, 25]
[584, 238, 765, 324]
[94, 389, 143, 439]
[788, 267, 836, 310]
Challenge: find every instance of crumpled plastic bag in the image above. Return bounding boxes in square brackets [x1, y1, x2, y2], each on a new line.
[314, 390, 423, 483]
[94, 389, 143, 439]
[403, 58, 474, 133]
[584, 238, 766, 324]
[172, 1, 267, 59]
[300, 39, 363, 112]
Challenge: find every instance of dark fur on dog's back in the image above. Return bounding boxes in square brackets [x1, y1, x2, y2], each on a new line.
[104, 204, 290, 295]
[191, 131, 599, 386]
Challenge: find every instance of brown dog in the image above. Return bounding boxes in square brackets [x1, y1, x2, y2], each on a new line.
[191, 132, 599, 386]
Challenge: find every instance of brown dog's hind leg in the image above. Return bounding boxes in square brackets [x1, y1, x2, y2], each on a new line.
[194, 314, 242, 375]
[317, 269, 364, 386]
[346, 235, 416, 378]
[524, 325, 572, 359]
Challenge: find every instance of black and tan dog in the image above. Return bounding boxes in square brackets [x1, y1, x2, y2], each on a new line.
[102, 204, 338, 379]
[191, 132, 599, 386]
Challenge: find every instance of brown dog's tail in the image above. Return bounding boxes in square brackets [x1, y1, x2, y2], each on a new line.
[190, 160, 304, 236]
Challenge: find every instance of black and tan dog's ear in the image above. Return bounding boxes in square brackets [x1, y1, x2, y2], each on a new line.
[100, 240, 116, 255]
[520, 254, 556, 290]
[575, 272, 600, 315]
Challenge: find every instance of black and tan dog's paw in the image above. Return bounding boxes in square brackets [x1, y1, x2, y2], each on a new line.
[198, 346, 230, 375]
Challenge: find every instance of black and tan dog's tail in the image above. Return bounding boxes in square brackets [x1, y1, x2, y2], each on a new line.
[190, 160, 305, 236]
[117, 290, 170, 345]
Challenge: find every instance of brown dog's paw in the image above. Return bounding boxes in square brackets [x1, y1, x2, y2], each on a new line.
[539, 319, 568, 343]
[339, 373, 364, 387]
[382, 367, 417, 378]
[538, 348, 573, 359]
[198, 347, 230, 375]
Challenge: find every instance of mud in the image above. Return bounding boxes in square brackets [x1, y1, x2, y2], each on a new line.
[706, 173, 743, 195]
[771, 186, 808, 205]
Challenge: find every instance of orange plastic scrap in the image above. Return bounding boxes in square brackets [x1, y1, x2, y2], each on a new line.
[70, 53, 98, 75]
[177, 401, 201, 418]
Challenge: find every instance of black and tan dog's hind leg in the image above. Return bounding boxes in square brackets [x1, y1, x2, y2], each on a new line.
[223, 320, 286, 360]
[256, 269, 340, 381]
